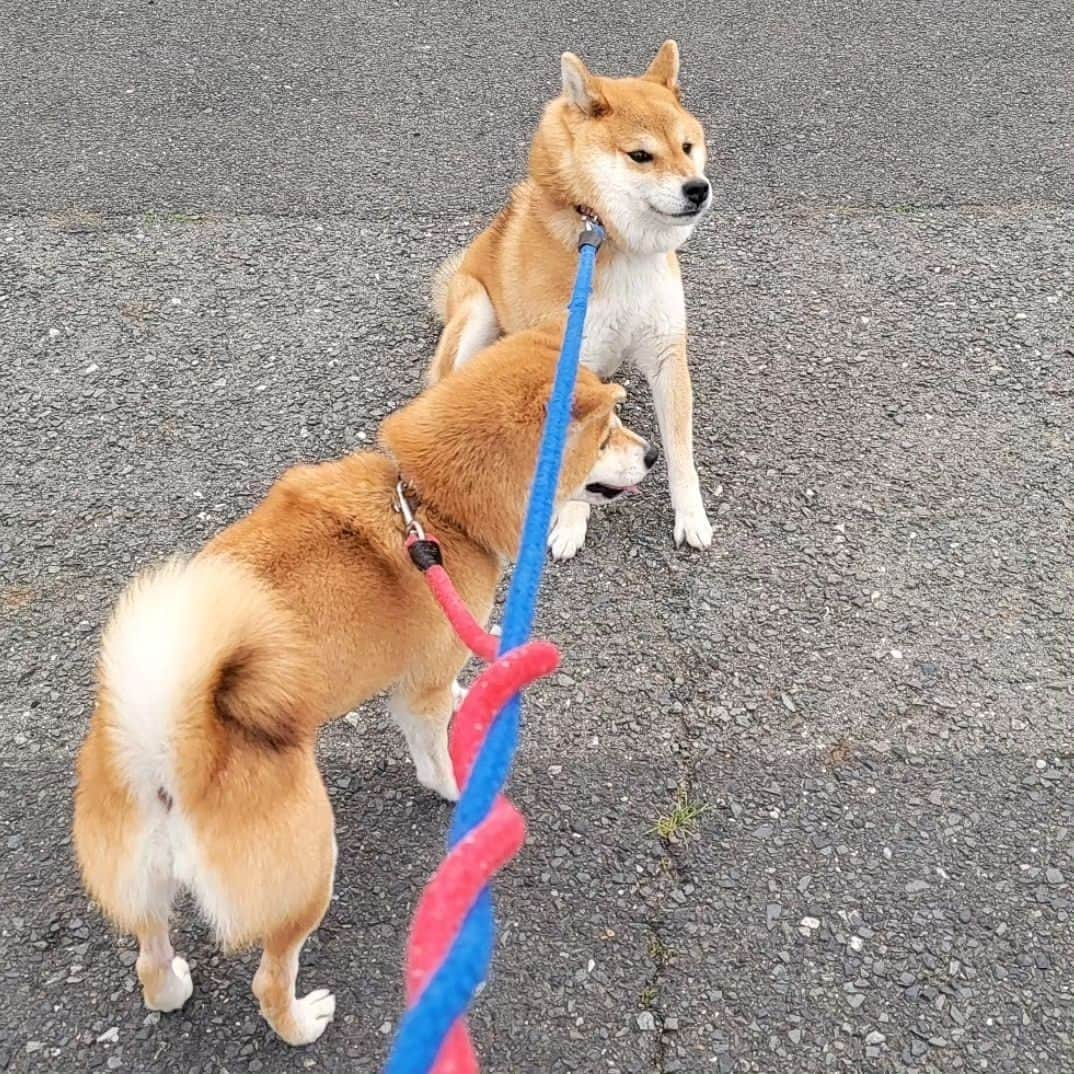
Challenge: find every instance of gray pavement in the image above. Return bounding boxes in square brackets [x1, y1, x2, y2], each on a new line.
[1, 2, 1072, 1072]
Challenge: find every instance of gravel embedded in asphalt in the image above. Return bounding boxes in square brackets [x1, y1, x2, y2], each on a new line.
[1, 1, 1072, 1072]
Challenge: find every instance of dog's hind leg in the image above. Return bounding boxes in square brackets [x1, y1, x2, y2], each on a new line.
[253, 894, 335, 1045]
[252, 806, 336, 1046]
[136, 920, 193, 1013]
[74, 725, 194, 1014]
[130, 827, 192, 1012]
[427, 273, 500, 385]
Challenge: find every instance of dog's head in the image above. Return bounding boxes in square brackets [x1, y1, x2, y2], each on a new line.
[530, 41, 711, 255]
[562, 381, 657, 507]
[380, 331, 655, 557]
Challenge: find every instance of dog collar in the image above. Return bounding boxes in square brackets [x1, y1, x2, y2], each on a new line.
[388, 466, 497, 560]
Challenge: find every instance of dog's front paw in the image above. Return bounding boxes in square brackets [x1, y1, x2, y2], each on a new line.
[417, 766, 460, 802]
[674, 504, 713, 550]
[548, 502, 590, 560]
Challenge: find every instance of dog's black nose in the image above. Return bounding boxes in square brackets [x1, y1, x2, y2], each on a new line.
[643, 444, 660, 469]
[682, 179, 710, 206]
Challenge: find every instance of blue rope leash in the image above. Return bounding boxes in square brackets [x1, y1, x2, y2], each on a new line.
[386, 219, 604, 1073]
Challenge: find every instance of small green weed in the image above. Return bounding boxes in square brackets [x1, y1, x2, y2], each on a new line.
[651, 787, 708, 844]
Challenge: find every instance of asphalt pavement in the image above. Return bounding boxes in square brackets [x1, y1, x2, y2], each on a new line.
[1, 2, 1071, 1072]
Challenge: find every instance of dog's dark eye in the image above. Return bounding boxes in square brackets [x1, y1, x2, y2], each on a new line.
[627, 149, 653, 164]
[682, 141, 693, 154]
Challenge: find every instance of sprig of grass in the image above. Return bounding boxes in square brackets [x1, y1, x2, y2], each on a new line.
[651, 787, 709, 844]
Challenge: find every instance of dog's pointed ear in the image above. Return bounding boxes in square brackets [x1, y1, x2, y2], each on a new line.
[561, 52, 608, 117]
[572, 380, 625, 423]
[644, 40, 680, 94]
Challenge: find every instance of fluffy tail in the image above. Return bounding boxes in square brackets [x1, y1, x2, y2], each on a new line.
[97, 555, 317, 806]
[429, 249, 465, 322]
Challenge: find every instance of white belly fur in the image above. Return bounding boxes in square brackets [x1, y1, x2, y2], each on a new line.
[579, 253, 686, 379]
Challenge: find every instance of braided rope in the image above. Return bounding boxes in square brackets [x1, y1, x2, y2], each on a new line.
[386, 223, 604, 1073]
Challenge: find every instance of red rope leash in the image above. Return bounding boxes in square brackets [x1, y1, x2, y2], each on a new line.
[398, 534, 560, 1071]
[418, 560, 499, 663]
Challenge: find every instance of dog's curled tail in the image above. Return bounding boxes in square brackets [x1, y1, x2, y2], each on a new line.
[97, 555, 318, 805]
[429, 249, 465, 323]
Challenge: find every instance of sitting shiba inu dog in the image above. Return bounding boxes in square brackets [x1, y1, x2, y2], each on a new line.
[429, 41, 713, 559]
[72, 328, 654, 1046]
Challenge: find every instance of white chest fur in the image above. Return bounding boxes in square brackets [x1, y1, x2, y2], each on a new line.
[579, 251, 686, 379]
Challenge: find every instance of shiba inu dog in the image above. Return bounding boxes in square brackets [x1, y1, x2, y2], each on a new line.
[429, 41, 712, 559]
[72, 329, 654, 1045]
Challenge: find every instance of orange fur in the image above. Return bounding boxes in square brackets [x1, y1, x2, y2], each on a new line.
[428, 42, 715, 554]
[72, 330, 635, 1045]
[430, 42, 706, 360]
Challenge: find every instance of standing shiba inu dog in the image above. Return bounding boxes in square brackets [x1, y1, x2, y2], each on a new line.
[429, 41, 713, 559]
[73, 329, 653, 1046]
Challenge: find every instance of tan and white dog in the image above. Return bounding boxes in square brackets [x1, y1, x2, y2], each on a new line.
[429, 40, 713, 559]
[72, 329, 654, 1046]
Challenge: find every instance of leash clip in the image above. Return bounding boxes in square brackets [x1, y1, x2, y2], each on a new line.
[577, 214, 605, 251]
[574, 204, 605, 250]
[394, 479, 426, 541]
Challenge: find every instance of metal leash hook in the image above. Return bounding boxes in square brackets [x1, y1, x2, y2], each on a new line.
[576, 205, 606, 251]
[395, 479, 426, 542]
[385, 216, 604, 1074]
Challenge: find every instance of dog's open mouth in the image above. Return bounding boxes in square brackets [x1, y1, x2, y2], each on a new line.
[585, 482, 639, 500]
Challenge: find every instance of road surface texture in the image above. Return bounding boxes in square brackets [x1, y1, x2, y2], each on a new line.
[1, 2, 1071, 1072]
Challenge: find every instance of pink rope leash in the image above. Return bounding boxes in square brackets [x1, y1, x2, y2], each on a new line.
[396, 534, 560, 1072]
